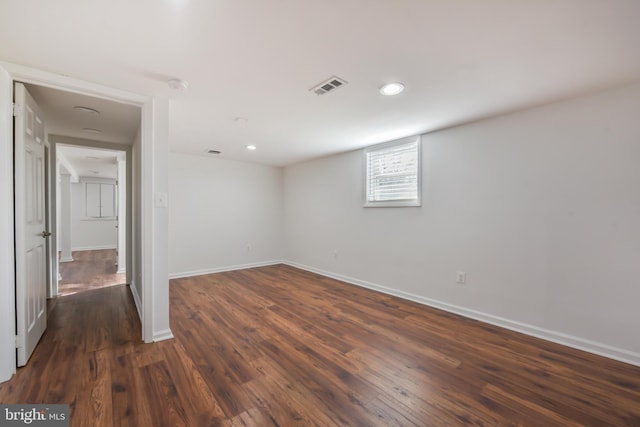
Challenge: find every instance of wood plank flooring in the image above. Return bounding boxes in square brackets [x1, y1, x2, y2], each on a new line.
[58, 249, 125, 297]
[1, 264, 640, 426]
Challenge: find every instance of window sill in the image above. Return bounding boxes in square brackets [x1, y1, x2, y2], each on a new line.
[364, 200, 421, 208]
[81, 217, 117, 221]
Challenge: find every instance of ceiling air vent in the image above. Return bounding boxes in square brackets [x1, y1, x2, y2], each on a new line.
[310, 76, 348, 96]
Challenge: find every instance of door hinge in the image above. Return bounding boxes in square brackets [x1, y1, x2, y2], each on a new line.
[15, 334, 24, 349]
[12, 102, 23, 117]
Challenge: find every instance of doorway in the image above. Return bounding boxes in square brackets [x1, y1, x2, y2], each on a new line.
[14, 82, 138, 366]
[0, 62, 172, 384]
[22, 82, 138, 297]
[55, 144, 128, 297]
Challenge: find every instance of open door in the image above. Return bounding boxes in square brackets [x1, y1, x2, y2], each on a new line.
[14, 83, 48, 366]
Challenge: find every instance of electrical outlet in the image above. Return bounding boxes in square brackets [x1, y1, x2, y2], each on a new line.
[456, 271, 467, 284]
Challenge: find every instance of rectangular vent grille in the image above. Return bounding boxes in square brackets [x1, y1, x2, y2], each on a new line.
[310, 76, 348, 95]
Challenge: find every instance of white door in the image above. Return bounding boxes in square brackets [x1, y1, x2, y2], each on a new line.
[14, 83, 48, 366]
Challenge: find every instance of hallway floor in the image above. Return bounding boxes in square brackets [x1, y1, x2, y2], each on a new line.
[58, 249, 125, 296]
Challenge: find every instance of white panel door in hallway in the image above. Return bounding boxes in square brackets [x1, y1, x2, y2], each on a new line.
[14, 82, 48, 366]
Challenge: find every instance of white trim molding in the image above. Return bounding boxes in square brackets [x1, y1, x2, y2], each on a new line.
[283, 261, 640, 367]
[153, 329, 174, 342]
[169, 260, 283, 280]
[0, 63, 16, 383]
[71, 245, 117, 252]
[129, 281, 142, 321]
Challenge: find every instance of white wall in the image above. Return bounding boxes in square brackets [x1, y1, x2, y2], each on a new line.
[59, 174, 73, 261]
[147, 97, 172, 342]
[169, 153, 283, 278]
[283, 82, 640, 364]
[117, 156, 126, 273]
[70, 178, 117, 251]
[130, 127, 142, 310]
[0, 62, 15, 382]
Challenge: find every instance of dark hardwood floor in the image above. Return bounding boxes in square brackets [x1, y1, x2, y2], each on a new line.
[58, 249, 126, 297]
[1, 264, 640, 426]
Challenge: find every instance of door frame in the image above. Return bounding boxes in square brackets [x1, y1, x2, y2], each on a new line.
[52, 138, 130, 295]
[0, 62, 172, 383]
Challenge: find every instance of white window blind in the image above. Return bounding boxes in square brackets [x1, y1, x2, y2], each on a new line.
[364, 135, 421, 207]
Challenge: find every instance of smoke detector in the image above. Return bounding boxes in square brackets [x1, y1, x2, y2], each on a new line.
[309, 76, 348, 96]
[167, 78, 189, 91]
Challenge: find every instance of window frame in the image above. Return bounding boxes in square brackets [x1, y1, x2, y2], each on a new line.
[82, 181, 117, 220]
[363, 135, 422, 208]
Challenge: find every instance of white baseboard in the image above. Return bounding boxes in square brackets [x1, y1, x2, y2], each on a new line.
[71, 245, 116, 251]
[128, 282, 173, 342]
[153, 329, 174, 342]
[116, 267, 126, 274]
[169, 260, 282, 280]
[59, 257, 74, 263]
[129, 281, 142, 321]
[283, 260, 640, 367]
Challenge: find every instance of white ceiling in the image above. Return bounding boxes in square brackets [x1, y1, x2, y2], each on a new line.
[57, 144, 121, 180]
[2, 1, 640, 166]
[22, 84, 136, 181]
[25, 84, 140, 146]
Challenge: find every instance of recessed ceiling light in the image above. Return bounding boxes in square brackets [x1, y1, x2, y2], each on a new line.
[90, 170, 99, 174]
[233, 117, 248, 124]
[379, 82, 405, 96]
[245, 145, 257, 151]
[85, 156, 101, 160]
[82, 128, 102, 134]
[167, 78, 189, 91]
[74, 106, 100, 115]
[207, 149, 221, 155]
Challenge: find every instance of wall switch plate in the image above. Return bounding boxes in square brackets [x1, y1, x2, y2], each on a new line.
[456, 271, 467, 284]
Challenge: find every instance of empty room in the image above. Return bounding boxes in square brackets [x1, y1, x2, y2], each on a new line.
[1, 1, 640, 426]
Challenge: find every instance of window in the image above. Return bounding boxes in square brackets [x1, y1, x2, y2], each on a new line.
[364, 135, 421, 207]
[84, 182, 116, 219]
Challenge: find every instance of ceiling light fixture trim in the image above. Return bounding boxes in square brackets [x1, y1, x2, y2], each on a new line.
[379, 82, 405, 96]
[82, 128, 102, 134]
[73, 106, 100, 115]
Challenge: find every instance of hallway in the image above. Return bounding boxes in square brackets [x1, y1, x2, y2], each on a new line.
[58, 249, 125, 297]
[0, 285, 143, 425]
